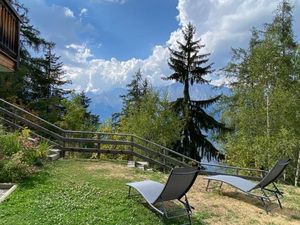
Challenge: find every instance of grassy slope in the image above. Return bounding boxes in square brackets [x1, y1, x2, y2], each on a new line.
[0, 160, 197, 225]
[0, 160, 300, 225]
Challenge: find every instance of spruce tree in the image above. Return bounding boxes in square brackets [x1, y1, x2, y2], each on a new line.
[29, 43, 70, 122]
[59, 92, 99, 131]
[121, 69, 149, 113]
[113, 69, 149, 124]
[165, 23, 226, 161]
[77, 91, 99, 127]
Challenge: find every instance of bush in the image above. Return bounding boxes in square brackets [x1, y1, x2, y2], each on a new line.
[0, 132, 22, 156]
[0, 159, 7, 181]
[0, 127, 51, 182]
[3, 152, 33, 182]
[36, 141, 50, 158]
[20, 137, 50, 166]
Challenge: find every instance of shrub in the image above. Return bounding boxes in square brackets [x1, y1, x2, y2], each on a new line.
[0, 132, 22, 156]
[36, 141, 50, 159]
[3, 152, 34, 182]
[0, 159, 8, 181]
[0, 127, 51, 182]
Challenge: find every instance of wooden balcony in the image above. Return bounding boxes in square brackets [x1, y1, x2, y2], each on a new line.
[0, 0, 20, 72]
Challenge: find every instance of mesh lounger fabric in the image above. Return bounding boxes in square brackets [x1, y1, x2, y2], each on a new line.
[127, 180, 164, 204]
[205, 175, 256, 192]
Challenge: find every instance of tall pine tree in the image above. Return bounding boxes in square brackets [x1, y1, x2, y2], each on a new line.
[113, 69, 149, 125]
[29, 43, 70, 122]
[121, 69, 149, 113]
[77, 91, 99, 127]
[165, 23, 226, 161]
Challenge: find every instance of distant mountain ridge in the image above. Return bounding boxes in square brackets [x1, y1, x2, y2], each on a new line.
[87, 83, 231, 122]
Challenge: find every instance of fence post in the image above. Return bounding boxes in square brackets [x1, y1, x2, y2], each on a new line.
[62, 131, 66, 158]
[163, 148, 166, 173]
[97, 133, 101, 159]
[295, 150, 300, 187]
[130, 135, 134, 160]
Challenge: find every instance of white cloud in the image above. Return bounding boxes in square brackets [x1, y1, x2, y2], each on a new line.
[64, 7, 75, 18]
[62, 0, 299, 91]
[171, 0, 283, 85]
[65, 44, 93, 63]
[79, 8, 88, 17]
[63, 44, 171, 92]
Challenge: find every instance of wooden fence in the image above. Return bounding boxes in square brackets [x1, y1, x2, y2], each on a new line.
[0, 98, 267, 179]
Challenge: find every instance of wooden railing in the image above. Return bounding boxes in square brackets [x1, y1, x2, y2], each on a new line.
[0, 98, 268, 179]
[0, 0, 20, 70]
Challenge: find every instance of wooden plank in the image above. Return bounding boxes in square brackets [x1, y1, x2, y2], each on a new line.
[64, 130, 131, 137]
[0, 106, 64, 141]
[133, 134, 199, 164]
[0, 98, 64, 134]
[0, 116, 60, 148]
[132, 151, 172, 170]
[133, 142, 190, 167]
[62, 147, 132, 155]
[0, 0, 20, 69]
[63, 137, 131, 146]
[0, 49, 15, 71]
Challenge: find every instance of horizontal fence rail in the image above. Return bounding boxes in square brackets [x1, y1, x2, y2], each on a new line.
[0, 98, 268, 179]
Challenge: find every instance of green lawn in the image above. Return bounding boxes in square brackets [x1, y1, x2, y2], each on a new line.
[1, 160, 300, 225]
[0, 160, 203, 225]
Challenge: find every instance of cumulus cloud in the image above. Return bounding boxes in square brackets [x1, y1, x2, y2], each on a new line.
[62, 0, 299, 91]
[171, 0, 284, 85]
[63, 44, 171, 92]
[64, 7, 75, 18]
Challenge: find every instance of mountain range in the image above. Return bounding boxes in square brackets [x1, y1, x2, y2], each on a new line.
[87, 83, 231, 122]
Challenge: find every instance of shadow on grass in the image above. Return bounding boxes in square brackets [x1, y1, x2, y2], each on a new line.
[129, 194, 206, 225]
[19, 169, 51, 189]
[222, 191, 300, 221]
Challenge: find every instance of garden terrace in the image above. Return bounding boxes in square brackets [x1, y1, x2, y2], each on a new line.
[0, 160, 299, 225]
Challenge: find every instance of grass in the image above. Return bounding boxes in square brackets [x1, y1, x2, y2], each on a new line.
[0, 160, 300, 225]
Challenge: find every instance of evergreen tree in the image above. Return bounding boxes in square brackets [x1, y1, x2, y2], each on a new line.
[165, 23, 226, 161]
[29, 43, 71, 122]
[121, 69, 149, 113]
[113, 69, 149, 124]
[77, 91, 99, 127]
[59, 92, 99, 131]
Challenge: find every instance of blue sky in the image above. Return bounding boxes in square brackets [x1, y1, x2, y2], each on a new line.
[20, 0, 300, 93]
[21, 0, 178, 60]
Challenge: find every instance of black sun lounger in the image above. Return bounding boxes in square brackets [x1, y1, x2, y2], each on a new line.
[127, 167, 199, 225]
[204, 159, 290, 213]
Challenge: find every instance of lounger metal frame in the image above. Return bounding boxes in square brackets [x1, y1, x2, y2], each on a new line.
[127, 167, 199, 225]
[205, 159, 290, 213]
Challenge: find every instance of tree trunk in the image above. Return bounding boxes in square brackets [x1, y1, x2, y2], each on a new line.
[295, 150, 300, 187]
[183, 78, 190, 103]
